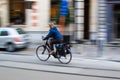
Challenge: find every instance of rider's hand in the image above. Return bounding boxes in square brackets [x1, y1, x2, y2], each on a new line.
[43, 38, 46, 40]
[43, 37, 48, 40]
[42, 36, 46, 40]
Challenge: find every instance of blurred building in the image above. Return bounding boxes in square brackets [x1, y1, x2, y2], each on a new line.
[0, 0, 73, 31]
[0, 0, 120, 43]
[0, 0, 50, 31]
[74, 0, 120, 43]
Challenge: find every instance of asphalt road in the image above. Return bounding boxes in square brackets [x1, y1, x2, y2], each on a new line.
[0, 53, 120, 80]
[0, 44, 120, 80]
[0, 66, 119, 80]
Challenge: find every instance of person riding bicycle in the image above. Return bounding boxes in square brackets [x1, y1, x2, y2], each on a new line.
[43, 22, 63, 55]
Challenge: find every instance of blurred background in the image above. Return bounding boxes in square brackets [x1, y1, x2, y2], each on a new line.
[0, 0, 120, 45]
[0, 1, 120, 80]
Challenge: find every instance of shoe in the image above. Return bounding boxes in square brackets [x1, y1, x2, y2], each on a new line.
[49, 50, 54, 55]
[52, 54, 58, 58]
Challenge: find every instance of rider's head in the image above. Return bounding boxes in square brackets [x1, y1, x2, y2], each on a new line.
[48, 22, 54, 28]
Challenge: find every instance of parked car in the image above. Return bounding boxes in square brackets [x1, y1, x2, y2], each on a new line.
[0, 27, 30, 52]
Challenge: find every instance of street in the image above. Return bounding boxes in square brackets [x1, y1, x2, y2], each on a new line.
[0, 44, 120, 80]
[0, 66, 120, 80]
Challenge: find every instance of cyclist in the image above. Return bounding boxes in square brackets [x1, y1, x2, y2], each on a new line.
[43, 22, 63, 55]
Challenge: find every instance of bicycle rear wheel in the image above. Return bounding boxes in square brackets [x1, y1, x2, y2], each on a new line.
[36, 45, 50, 61]
[58, 49, 72, 64]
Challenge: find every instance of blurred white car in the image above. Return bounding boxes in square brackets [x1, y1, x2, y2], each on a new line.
[0, 27, 30, 52]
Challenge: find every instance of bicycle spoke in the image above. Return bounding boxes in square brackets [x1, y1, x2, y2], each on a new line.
[36, 45, 50, 61]
[58, 49, 72, 64]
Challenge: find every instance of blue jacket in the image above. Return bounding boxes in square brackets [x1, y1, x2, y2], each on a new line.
[44, 27, 63, 40]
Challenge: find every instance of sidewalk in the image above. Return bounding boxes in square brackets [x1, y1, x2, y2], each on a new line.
[71, 43, 120, 62]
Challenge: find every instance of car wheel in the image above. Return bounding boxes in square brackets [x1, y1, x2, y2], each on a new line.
[6, 43, 16, 52]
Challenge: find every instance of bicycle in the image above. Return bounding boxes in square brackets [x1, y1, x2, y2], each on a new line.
[36, 38, 72, 64]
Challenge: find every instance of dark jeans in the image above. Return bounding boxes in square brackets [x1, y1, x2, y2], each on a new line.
[50, 39, 63, 51]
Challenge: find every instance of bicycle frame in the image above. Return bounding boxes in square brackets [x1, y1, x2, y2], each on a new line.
[43, 39, 51, 53]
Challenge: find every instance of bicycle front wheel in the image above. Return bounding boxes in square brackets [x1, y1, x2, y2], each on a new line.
[36, 45, 50, 61]
[58, 49, 72, 64]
